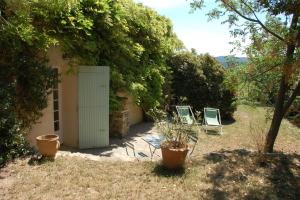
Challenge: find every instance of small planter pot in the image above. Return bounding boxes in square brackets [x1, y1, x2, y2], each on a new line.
[36, 134, 60, 158]
[161, 147, 188, 169]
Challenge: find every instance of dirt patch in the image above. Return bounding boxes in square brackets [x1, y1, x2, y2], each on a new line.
[201, 150, 300, 199]
[0, 168, 15, 196]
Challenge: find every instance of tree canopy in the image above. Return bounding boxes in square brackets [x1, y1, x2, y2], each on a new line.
[167, 51, 237, 119]
[191, 0, 300, 152]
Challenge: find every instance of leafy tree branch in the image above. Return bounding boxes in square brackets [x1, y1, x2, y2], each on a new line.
[221, 0, 285, 42]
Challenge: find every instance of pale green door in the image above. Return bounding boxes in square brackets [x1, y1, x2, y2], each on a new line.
[78, 66, 109, 148]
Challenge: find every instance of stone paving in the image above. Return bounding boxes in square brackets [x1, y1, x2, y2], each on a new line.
[58, 122, 162, 161]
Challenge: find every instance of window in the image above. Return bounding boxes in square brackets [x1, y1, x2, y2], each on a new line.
[53, 68, 60, 131]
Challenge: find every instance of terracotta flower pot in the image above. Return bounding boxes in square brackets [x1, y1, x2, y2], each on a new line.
[36, 134, 60, 158]
[161, 147, 188, 169]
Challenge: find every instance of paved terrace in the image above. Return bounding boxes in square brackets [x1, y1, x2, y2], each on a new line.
[58, 123, 162, 161]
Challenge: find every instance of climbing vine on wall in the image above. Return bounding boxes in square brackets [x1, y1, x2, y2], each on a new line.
[0, 0, 181, 165]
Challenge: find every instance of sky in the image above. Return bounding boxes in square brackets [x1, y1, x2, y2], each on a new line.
[134, 0, 247, 57]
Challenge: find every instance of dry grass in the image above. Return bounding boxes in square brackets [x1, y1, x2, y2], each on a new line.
[1, 105, 299, 200]
[192, 105, 300, 156]
[1, 152, 299, 200]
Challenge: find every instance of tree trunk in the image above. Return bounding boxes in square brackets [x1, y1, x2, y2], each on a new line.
[265, 75, 300, 152]
[263, 14, 300, 152]
[264, 119, 283, 152]
[264, 75, 286, 153]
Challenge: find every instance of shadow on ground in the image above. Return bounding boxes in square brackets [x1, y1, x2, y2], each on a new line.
[222, 118, 236, 125]
[152, 164, 186, 177]
[201, 149, 300, 200]
[205, 130, 222, 136]
[28, 155, 55, 165]
[59, 122, 154, 157]
[288, 119, 300, 128]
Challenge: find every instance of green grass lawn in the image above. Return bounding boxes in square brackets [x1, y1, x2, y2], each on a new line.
[1, 105, 299, 200]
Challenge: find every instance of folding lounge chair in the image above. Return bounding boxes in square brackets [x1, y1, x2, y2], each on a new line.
[175, 105, 198, 125]
[176, 106, 199, 156]
[203, 107, 223, 134]
[175, 105, 201, 136]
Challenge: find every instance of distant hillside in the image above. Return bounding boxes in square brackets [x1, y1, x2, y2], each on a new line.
[215, 56, 248, 67]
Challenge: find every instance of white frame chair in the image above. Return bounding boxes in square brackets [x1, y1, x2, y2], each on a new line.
[202, 107, 223, 134]
[175, 105, 198, 125]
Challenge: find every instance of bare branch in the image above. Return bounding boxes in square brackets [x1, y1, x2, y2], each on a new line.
[238, 62, 282, 93]
[221, 0, 258, 22]
[221, 0, 285, 42]
[246, 62, 282, 82]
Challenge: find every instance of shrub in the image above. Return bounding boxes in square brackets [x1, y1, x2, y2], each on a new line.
[0, 0, 56, 166]
[0, 80, 35, 167]
[225, 61, 300, 124]
[0, 113, 33, 167]
[167, 52, 236, 119]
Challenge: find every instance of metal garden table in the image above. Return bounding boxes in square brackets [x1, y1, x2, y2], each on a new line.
[142, 134, 164, 160]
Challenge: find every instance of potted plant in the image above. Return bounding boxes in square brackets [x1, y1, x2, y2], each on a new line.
[36, 134, 60, 158]
[150, 110, 195, 169]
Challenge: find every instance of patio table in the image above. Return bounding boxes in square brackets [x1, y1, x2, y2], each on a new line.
[142, 134, 164, 160]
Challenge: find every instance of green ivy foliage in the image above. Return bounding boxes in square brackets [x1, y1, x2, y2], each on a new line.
[35, 0, 182, 111]
[167, 52, 237, 119]
[0, 0, 57, 166]
[0, 0, 181, 165]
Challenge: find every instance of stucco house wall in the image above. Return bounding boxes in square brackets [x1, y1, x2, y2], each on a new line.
[28, 46, 143, 148]
[61, 66, 79, 147]
[127, 95, 144, 126]
[27, 47, 64, 146]
[27, 95, 55, 147]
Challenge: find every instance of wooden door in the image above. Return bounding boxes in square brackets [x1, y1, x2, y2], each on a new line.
[78, 66, 109, 148]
